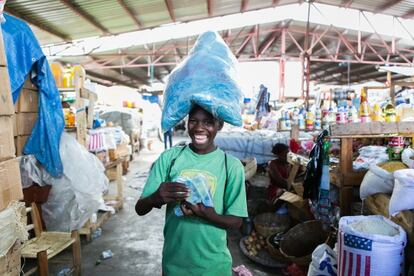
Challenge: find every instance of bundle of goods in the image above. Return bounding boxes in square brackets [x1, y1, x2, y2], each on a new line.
[338, 216, 406, 276]
[161, 31, 243, 131]
[19, 133, 109, 231]
[88, 127, 130, 163]
[353, 146, 388, 171]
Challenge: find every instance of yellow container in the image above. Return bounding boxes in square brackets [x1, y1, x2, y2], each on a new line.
[72, 65, 85, 87]
[63, 68, 73, 88]
[50, 62, 64, 88]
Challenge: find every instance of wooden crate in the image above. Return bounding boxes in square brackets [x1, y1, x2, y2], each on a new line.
[15, 112, 38, 136]
[0, 116, 16, 161]
[0, 158, 23, 211]
[15, 89, 39, 113]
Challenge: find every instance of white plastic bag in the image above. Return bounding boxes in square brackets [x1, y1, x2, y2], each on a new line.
[42, 133, 109, 231]
[389, 169, 414, 216]
[307, 244, 337, 276]
[402, 148, 414, 169]
[338, 216, 406, 276]
[359, 164, 394, 200]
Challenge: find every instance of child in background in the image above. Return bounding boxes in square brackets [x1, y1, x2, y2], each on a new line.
[267, 143, 290, 202]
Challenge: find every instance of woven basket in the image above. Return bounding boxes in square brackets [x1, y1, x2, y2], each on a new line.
[279, 220, 329, 267]
[253, 212, 290, 238]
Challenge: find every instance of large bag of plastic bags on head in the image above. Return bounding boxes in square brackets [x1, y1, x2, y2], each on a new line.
[307, 244, 337, 276]
[41, 133, 109, 231]
[359, 164, 394, 200]
[338, 215, 406, 276]
[389, 169, 414, 216]
[161, 31, 243, 132]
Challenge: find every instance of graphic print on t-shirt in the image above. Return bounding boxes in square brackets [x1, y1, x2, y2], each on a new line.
[179, 169, 217, 197]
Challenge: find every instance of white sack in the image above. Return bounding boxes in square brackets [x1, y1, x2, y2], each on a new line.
[359, 164, 394, 200]
[307, 244, 337, 276]
[402, 148, 414, 169]
[389, 169, 414, 216]
[338, 215, 406, 276]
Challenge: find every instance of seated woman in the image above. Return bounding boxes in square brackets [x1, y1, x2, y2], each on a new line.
[267, 143, 290, 202]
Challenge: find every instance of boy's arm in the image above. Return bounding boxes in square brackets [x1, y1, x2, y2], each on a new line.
[182, 203, 242, 229]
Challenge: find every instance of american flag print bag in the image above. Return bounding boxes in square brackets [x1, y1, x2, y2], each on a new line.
[338, 216, 406, 276]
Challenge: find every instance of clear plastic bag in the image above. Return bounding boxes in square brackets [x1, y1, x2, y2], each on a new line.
[42, 133, 109, 231]
[161, 31, 243, 131]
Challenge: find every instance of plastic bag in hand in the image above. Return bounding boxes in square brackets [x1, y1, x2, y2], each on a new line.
[161, 31, 243, 132]
[174, 174, 213, 216]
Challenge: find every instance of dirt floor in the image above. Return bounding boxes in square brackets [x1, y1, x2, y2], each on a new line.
[31, 138, 284, 275]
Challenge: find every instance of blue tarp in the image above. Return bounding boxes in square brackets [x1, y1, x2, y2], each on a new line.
[2, 14, 64, 177]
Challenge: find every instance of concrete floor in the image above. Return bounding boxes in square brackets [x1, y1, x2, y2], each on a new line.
[44, 139, 284, 276]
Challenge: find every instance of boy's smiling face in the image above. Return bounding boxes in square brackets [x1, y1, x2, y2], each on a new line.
[187, 105, 223, 154]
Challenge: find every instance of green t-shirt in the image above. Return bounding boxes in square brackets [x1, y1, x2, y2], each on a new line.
[141, 146, 248, 276]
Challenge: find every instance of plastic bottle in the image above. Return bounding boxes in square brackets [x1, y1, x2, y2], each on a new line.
[298, 113, 305, 130]
[372, 103, 384, 122]
[349, 106, 359, 123]
[384, 102, 397, 123]
[306, 109, 314, 131]
[50, 62, 64, 88]
[292, 107, 299, 125]
[359, 88, 371, 123]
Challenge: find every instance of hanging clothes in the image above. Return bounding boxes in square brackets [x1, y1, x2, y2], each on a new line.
[255, 84, 270, 123]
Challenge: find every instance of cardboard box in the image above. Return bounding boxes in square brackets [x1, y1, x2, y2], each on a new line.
[106, 167, 118, 181]
[15, 88, 38, 113]
[0, 116, 16, 161]
[15, 112, 38, 136]
[0, 158, 23, 211]
[22, 77, 38, 91]
[116, 142, 130, 158]
[15, 135, 29, 156]
[11, 114, 17, 137]
[0, 67, 14, 115]
[0, 27, 6, 66]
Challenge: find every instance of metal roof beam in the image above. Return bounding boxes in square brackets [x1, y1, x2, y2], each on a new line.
[4, 8, 71, 41]
[341, 0, 353, 8]
[117, 0, 142, 28]
[241, 0, 249, 13]
[402, 9, 414, 19]
[60, 0, 110, 35]
[86, 70, 137, 88]
[165, 0, 176, 22]
[236, 26, 256, 57]
[374, 0, 403, 13]
[272, 0, 281, 6]
[207, 0, 214, 17]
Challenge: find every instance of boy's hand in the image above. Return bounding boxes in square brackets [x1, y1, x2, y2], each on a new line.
[184, 202, 216, 219]
[151, 182, 189, 207]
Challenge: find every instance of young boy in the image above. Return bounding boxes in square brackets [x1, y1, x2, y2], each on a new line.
[135, 104, 248, 276]
[267, 143, 290, 202]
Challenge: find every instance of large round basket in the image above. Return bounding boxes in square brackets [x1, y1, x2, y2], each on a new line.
[253, 212, 290, 238]
[266, 234, 289, 263]
[279, 220, 329, 267]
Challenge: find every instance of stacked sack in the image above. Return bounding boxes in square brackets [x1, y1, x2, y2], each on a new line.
[161, 31, 243, 131]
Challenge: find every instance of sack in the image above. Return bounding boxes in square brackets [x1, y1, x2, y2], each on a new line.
[338, 215, 406, 276]
[389, 169, 414, 216]
[161, 31, 243, 132]
[402, 148, 414, 168]
[307, 244, 337, 276]
[359, 164, 394, 200]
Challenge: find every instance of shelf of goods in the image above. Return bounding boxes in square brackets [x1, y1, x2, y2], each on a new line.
[59, 69, 97, 147]
[329, 122, 414, 216]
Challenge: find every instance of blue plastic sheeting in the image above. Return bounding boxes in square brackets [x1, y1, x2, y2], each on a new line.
[161, 31, 243, 132]
[2, 14, 64, 177]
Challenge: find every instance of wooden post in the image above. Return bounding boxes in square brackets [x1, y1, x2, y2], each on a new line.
[340, 138, 353, 174]
[71, 230, 81, 276]
[37, 251, 49, 276]
[116, 161, 124, 208]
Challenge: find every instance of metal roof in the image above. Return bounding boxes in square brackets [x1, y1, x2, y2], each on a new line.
[4, 0, 414, 87]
